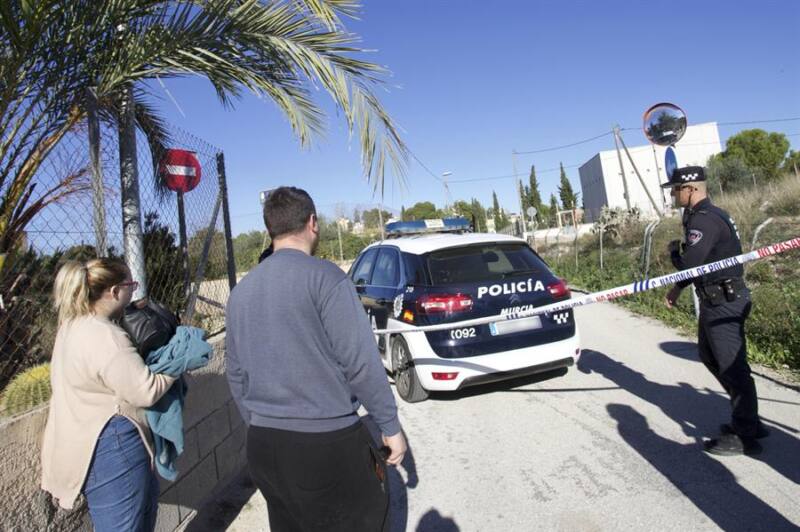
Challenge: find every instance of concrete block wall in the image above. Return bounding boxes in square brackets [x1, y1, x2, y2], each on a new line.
[0, 334, 246, 532]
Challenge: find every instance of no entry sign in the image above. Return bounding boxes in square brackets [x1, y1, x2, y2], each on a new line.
[159, 149, 201, 193]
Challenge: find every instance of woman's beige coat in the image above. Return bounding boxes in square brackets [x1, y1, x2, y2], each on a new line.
[40, 315, 174, 509]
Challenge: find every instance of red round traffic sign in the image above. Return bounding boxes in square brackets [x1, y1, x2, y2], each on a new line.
[159, 149, 201, 193]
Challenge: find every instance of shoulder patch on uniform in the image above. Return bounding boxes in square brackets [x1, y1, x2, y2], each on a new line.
[687, 229, 703, 246]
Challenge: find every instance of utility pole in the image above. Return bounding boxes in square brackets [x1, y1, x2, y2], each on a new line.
[612, 126, 632, 210]
[512, 150, 527, 236]
[441, 171, 454, 212]
[617, 129, 662, 217]
[336, 220, 344, 261]
[377, 204, 385, 240]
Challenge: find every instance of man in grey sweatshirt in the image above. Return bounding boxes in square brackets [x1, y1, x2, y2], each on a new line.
[226, 186, 406, 532]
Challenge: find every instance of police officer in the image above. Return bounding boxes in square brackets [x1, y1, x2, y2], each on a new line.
[663, 165, 768, 456]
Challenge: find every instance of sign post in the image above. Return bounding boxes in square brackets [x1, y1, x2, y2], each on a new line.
[159, 149, 202, 300]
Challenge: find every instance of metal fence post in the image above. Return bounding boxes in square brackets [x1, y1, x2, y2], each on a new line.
[216, 152, 237, 290]
[118, 85, 148, 300]
[86, 89, 108, 257]
[185, 192, 222, 321]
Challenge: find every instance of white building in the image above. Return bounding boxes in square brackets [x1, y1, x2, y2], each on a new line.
[578, 122, 722, 222]
[335, 217, 351, 231]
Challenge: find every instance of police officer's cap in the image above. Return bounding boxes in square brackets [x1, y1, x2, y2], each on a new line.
[660, 165, 706, 188]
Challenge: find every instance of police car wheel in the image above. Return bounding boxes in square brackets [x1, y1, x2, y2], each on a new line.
[391, 336, 428, 403]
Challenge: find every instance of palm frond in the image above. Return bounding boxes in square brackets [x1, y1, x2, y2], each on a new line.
[1, 0, 408, 265]
[87, 0, 408, 189]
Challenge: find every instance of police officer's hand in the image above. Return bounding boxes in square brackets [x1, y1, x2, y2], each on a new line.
[382, 431, 407, 466]
[665, 285, 683, 309]
[668, 240, 682, 255]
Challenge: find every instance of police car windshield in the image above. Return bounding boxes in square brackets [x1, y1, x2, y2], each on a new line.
[426, 243, 547, 285]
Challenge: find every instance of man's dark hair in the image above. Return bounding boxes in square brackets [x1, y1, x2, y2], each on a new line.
[262, 187, 316, 239]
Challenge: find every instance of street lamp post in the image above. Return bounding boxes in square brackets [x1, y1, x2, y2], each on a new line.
[441, 171, 453, 212]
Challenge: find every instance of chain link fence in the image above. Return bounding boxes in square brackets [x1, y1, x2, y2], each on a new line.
[1, 119, 233, 392]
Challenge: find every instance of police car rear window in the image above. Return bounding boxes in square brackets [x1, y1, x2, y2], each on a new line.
[426, 243, 548, 285]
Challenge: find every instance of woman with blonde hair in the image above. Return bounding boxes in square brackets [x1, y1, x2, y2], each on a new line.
[41, 258, 175, 531]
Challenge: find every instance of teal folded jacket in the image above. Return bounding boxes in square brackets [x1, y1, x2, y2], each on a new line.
[145, 326, 212, 481]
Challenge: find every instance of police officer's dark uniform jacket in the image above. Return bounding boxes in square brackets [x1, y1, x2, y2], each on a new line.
[664, 166, 762, 446]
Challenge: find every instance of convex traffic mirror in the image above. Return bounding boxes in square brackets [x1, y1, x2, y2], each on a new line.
[642, 103, 687, 146]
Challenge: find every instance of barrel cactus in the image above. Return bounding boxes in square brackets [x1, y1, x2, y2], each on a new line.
[0, 363, 51, 416]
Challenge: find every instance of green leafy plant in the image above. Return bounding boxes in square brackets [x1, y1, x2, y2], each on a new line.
[1, 0, 408, 284]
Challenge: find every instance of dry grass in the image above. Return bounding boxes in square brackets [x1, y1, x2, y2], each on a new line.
[716, 173, 800, 245]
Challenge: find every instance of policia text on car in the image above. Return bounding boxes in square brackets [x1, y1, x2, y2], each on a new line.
[663, 165, 768, 456]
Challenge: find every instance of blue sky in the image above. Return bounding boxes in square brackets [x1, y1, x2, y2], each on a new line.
[153, 1, 800, 236]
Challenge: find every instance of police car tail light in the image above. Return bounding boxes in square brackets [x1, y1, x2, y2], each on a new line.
[547, 279, 570, 300]
[417, 293, 474, 314]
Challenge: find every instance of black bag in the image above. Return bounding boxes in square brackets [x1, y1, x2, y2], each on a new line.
[120, 300, 179, 358]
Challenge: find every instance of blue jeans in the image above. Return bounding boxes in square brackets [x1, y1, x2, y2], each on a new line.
[83, 416, 159, 532]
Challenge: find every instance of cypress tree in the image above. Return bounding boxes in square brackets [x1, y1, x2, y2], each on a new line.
[558, 162, 579, 210]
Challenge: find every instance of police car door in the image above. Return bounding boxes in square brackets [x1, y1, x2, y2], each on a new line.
[351, 246, 378, 306]
[368, 247, 402, 353]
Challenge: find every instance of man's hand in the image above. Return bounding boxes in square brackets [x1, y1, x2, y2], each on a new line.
[665, 285, 683, 309]
[668, 240, 682, 255]
[382, 432, 407, 466]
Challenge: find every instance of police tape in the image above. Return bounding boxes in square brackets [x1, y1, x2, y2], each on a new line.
[372, 236, 800, 335]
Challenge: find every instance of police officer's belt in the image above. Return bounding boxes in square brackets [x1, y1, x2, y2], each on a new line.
[696, 278, 747, 305]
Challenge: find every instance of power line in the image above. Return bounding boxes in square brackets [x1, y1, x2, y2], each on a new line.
[449, 175, 518, 184]
[514, 131, 612, 155]
[409, 150, 443, 183]
[517, 116, 800, 155]
[719, 117, 800, 126]
[449, 164, 582, 184]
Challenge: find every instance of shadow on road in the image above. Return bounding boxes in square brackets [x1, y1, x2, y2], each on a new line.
[607, 403, 797, 531]
[416, 508, 460, 531]
[184, 471, 257, 532]
[386, 430, 419, 532]
[360, 416, 418, 532]
[659, 340, 700, 361]
[429, 367, 574, 400]
[580, 349, 800, 495]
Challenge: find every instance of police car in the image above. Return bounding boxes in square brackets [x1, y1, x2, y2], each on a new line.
[348, 218, 581, 402]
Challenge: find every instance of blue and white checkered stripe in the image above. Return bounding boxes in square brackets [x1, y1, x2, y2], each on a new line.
[372, 236, 800, 335]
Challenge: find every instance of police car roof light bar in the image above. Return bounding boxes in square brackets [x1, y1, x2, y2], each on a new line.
[385, 217, 471, 237]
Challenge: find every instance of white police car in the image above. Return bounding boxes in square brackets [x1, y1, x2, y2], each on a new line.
[349, 218, 581, 402]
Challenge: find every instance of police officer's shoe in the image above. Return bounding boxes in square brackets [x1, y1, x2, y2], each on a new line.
[703, 433, 762, 456]
[720, 423, 770, 439]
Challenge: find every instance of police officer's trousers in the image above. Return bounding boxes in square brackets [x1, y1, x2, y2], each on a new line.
[697, 291, 760, 440]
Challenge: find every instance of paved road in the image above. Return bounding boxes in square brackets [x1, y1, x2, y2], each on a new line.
[192, 302, 800, 531]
